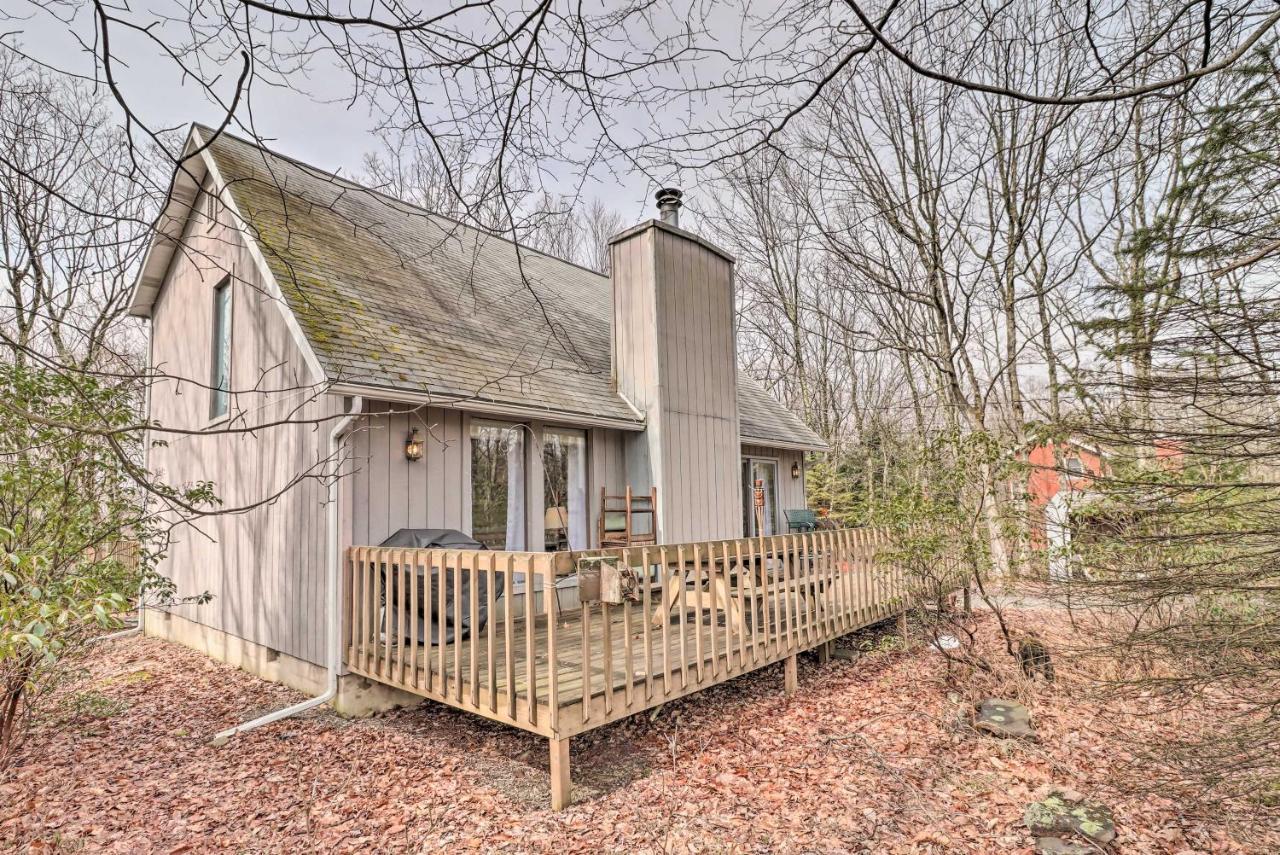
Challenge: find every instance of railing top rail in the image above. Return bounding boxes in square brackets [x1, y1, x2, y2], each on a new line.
[564, 525, 881, 554]
[348, 527, 901, 577]
[348, 544, 547, 562]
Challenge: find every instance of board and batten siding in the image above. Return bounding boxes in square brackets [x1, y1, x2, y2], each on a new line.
[147, 176, 339, 667]
[609, 221, 741, 544]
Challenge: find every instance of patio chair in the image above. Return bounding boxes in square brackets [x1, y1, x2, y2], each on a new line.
[599, 486, 658, 547]
[784, 508, 819, 532]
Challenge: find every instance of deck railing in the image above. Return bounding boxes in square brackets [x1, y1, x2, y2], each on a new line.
[345, 527, 924, 739]
[345, 547, 560, 733]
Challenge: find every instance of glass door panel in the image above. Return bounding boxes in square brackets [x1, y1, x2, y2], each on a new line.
[542, 429, 587, 551]
[470, 421, 526, 550]
[742, 458, 779, 536]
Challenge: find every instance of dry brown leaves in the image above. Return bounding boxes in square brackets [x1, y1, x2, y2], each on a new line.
[1, 610, 1275, 854]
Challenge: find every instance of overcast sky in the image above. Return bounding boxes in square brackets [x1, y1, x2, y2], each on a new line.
[8, 1, 660, 221]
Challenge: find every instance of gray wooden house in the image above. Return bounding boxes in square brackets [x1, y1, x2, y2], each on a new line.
[127, 126, 936, 809]
[131, 125, 823, 698]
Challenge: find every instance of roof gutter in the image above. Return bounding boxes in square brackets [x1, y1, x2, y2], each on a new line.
[211, 395, 363, 745]
[740, 435, 830, 454]
[327, 382, 647, 432]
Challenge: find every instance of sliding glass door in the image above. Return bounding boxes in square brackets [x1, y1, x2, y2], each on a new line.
[742, 457, 779, 536]
[470, 421, 526, 550]
[469, 420, 589, 552]
[542, 429, 587, 551]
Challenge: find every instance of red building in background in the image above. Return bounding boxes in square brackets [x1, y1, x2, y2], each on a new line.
[1023, 438, 1108, 578]
[1025, 439, 1107, 523]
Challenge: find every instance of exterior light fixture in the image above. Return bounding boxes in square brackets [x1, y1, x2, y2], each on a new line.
[791, 461, 801, 480]
[405, 428, 424, 462]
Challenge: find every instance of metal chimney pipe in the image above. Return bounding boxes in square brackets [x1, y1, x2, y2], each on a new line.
[655, 187, 683, 227]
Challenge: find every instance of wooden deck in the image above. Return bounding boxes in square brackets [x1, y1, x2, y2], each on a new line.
[344, 528, 930, 807]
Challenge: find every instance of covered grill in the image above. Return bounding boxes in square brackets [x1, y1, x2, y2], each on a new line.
[377, 529, 503, 645]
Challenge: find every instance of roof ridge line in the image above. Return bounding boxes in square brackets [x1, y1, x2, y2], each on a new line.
[191, 122, 612, 281]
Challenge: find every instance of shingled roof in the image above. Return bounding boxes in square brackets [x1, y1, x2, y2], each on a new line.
[134, 126, 826, 451]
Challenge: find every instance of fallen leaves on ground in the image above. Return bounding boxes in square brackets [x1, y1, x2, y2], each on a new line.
[1, 609, 1275, 853]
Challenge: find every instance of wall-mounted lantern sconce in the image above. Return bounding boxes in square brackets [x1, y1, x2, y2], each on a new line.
[405, 428, 424, 462]
[791, 461, 801, 480]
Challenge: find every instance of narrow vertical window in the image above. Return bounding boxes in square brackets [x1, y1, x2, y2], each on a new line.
[210, 279, 232, 419]
[203, 189, 218, 231]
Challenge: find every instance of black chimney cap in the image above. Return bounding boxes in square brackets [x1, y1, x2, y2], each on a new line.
[655, 187, 683, 205]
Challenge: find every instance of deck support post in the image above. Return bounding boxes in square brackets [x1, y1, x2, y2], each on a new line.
[817, 642, 831, 665]
[783, 654, 798, 695]
[549, 736, 572, 810]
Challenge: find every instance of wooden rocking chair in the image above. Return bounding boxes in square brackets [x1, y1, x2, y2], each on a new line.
[598, 486, 658, 547]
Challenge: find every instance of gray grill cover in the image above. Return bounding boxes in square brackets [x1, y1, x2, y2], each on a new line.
[377, 529, 502, 645]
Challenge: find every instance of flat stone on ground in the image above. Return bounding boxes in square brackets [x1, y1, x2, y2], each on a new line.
[973, 697, 1037, 739]
[1025, 791, 1117, 850]
[1034, 836, 1096, 855]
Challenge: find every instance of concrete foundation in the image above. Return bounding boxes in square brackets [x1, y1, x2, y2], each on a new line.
[142, 609, 422, 717]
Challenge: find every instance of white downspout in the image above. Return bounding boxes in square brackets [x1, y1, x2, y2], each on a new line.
[212, 395, 363, 745]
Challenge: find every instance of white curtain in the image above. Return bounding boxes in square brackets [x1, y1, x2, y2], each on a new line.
[565, 433, 587, 549]
[503, 426, 526, 550]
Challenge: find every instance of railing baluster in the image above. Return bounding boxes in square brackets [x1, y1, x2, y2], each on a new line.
[581, 585, 592, 724]
[421, 549, 433, 694]
[761, 535, 773, 660]
[468, 553, 480, 707]
[373, 550, 389, 675]
[543, 554, 556, 729]
[659, 546, 671, 696]
[855, 530, 867, 624]
[809, 533, 821, 644]
[409, 550, 419, 691]
[451, 551, 463, 703]
[838, 530, 849, 630]
[818, 531, 832, 639]
[640, 547, 654, 702]
[437, 551, 448, 694]
[677, 544, 689, 689]
[761, 536, 773, 658]
[621, 548, 634, 710]
[793, 535, 803, 647]
[523, 559, 537, 727]
[720, 541, 733, 673]
[721, 542, 732, 672]
[828, 530, 841, 637]
[696, 550, 706, 686]
[504, 553, 516, 721]
[809, 533, 822, 643]
[734, 538, 752, 666]
[845, 530, 856, 625]
[602, 594, 614, 716]
[486, 552, 497, 713]
[393, 549, 404, 685]
[699, 542, 712, 681]
[784, 535, 795, 654]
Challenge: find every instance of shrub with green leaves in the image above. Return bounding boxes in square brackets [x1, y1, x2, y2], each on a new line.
[0, 363, 156, 764]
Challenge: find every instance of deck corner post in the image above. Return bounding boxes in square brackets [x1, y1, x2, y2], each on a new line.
[549, 735, 572, 810]
[783, 653, 798, 695]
